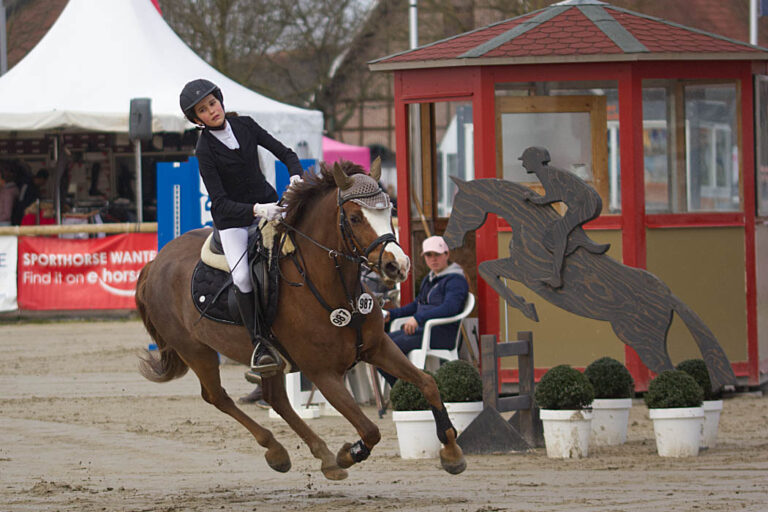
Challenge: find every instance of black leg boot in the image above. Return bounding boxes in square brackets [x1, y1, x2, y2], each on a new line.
[233, 288, 281, 377]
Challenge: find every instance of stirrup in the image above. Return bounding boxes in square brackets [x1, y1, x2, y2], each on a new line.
[249, 342, 282, 377]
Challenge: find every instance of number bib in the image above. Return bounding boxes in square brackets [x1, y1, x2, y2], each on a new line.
[330, 308, 352, 327]
[357, 293, 374, 315]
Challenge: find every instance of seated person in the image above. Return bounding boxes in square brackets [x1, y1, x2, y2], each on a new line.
[379, 235, 469, 386]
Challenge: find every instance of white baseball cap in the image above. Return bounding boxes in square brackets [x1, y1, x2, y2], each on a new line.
[421, 236, 449, 255]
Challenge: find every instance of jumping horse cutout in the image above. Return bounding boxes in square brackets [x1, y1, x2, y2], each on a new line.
[443, 147, 736, 391]
[137, 160, 466, 480]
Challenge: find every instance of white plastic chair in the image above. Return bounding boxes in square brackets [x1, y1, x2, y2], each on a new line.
[389, 292, 476, 370]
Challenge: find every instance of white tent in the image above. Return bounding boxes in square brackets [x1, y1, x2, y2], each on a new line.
[0, 0, 322, 157]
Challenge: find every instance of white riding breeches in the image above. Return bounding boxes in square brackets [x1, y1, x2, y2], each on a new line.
[219, 226, 252, 293]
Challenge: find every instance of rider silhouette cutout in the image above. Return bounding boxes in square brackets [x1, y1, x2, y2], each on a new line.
[519, 147, 609, 289]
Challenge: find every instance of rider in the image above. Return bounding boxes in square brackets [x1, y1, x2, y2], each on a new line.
[520, 146, 604, 289]
[179, 78, 304, 378]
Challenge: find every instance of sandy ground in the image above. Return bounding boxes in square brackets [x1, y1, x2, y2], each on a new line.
[0, 320, 767, 512]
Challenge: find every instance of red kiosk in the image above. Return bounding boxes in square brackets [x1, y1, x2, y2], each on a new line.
[371, 0, 768, 389]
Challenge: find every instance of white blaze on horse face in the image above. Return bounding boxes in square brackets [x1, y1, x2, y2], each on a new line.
[361, 206, 411, 281]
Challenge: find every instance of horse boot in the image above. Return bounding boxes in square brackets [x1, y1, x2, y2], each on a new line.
[233, 288, 282, 378]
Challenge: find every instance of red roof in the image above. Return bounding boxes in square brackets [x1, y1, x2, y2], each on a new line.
[371, 0, 768, 70]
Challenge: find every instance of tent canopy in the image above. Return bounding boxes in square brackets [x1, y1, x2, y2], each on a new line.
[0, 0, 322, 155]
[322, 136, 370, 169]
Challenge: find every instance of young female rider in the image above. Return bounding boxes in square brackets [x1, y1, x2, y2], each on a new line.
[179, 78, 304, 378]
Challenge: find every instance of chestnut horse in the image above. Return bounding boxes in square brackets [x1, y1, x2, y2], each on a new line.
[136, 160, 466, 480]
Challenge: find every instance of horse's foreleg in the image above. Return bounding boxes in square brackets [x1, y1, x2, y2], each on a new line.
[261, 374, 348, 481]
[185, 349, 291, 474]
[304, 372, 382, 471]
[366, 336, 466, 475]
[478, 259, 539, 321]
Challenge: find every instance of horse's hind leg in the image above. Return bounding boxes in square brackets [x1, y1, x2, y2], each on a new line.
[260, 374, 348, 481]
[610, 313, 675, 376]
[365, 335, 466, 475]
[184, 347, 291, 473]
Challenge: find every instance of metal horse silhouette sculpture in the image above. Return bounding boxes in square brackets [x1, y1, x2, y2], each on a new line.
[443, 147, 736, 391]
[136, 161, 466, 481]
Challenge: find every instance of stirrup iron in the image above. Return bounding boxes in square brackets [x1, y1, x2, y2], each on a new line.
[249, 338, 282, 376]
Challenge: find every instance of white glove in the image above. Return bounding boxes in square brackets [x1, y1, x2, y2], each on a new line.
[253, 202, 285, 220]
[289, 174, 303, 188]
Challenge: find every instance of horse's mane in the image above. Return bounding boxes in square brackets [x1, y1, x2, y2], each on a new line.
[280, 160, 368, 229]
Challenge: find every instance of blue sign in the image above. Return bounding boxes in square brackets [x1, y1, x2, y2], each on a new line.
[156, 157, 207, 250]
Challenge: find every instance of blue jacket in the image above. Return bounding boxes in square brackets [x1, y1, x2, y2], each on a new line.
[389, 262, 469, 346]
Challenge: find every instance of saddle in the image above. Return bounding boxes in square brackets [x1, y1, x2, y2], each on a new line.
[191, 220, 294, 329]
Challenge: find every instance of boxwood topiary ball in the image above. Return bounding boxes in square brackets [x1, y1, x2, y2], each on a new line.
[534, 364, 594, 410]
[435, 360, 482, 403]
[676, 359, 717, 400]
[644, 370, 704, 409]
[584, 357, 634, 399]
[390, 373, 434, 411]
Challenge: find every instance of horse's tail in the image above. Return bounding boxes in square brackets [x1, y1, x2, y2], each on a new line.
[671, 295, 736, 391]
[136, 261, 189, 383]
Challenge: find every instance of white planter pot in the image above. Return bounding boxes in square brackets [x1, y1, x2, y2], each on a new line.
[392, 410, 441, 459]
[648, 407, 704, 457]
[589, 398, 632, 446]
[445, 401, 483, 435]
[701, 399, 723, 449]
[540, 409, 592, 459]
[392, 402, 482, 459]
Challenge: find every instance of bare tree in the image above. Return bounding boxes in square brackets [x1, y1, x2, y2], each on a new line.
[158, 0, 287, 83]
[159, 0, 373, 132]
[157, 0, 556, 141]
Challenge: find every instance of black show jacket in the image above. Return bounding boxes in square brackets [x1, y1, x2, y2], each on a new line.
[195, 115, 303, 229]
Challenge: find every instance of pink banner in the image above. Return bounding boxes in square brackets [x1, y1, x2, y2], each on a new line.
[17, 233, 157, 310]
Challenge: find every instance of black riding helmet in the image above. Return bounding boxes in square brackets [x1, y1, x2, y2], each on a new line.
[179, 78, 223, 124]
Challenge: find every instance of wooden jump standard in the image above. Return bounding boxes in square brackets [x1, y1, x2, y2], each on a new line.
[457, 331, 543, 453]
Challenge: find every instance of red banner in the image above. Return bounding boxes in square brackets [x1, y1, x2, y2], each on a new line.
[17, 233, 157, 310]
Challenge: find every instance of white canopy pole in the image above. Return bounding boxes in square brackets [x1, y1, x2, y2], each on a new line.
[409, 0, 418, 49]
[751, 0, 758, 46]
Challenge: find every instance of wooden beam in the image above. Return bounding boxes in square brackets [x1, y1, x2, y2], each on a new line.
[0, 222, 157, 236]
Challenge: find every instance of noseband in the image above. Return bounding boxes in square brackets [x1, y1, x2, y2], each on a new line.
[337, 188, 400, 276]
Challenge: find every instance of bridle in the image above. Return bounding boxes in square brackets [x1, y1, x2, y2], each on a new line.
[276, 183, 401, 366]
[337, 187, 399, 276]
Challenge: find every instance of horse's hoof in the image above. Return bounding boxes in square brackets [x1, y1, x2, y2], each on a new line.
[439, 451, 467, 475]
[265, 445, 291, 473]
[335, 442, 355, 469]
[321, 464, 349, 481]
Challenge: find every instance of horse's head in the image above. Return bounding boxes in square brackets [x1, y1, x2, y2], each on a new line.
[443, 176, 490, 250]
[332, 159, 410, 283]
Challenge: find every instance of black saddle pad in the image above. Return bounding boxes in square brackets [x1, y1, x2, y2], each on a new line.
[191, 261, 241, 325]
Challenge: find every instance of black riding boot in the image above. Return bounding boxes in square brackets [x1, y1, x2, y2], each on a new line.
[233, 288, 281, 377]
